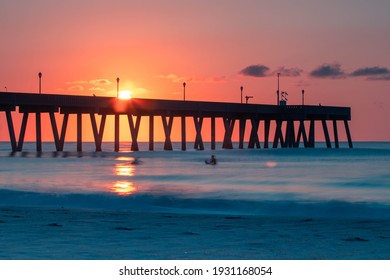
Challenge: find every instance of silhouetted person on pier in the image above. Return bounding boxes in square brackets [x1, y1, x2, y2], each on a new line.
[205, 155, 217, 165]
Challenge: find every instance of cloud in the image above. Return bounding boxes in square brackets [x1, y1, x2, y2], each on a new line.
[351, 66, 389, 76]
[66, 81, 89, 85]
[155, 74, 227, 83]
[239, 65, 302, 78]
[88, 87, 105, 91]
[66, 78, 113, 92]
[239, 65, 270, 77]
[272, 66, 303, 77]
[310, 63, 346, 78]
[350, 66, 390, 81]
[155, 74, 187, 83]
[367, 74, 390, 81]
[89, 79, 112, 86]
[68, 85, 84, 91]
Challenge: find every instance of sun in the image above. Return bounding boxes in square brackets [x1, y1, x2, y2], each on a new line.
[118, 90, 132, 100]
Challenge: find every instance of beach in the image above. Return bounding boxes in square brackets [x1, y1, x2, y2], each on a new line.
[2, 206, 389, 260]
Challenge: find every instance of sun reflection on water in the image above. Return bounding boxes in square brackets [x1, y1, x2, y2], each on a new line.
[111, 181, 137, 196]
[110, 156, 139, 196]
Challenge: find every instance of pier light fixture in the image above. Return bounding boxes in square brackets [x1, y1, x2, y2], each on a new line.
[183, 82, 186, 101]
[240, 86, 243, 104]
[4, 86, 7, 92]
[245, 95, 253, 104]
[302, 89, 305, 106]
[116, 77, 120, 98]
[38, 72, 42, 94]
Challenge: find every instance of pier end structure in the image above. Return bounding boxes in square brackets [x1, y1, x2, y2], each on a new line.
[0, 92, 352, 152]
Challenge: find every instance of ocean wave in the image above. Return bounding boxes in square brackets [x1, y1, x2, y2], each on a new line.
[1, 189, 390, 219]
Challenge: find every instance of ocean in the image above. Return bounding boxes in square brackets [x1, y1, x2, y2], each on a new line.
[0, 142, 389, 259]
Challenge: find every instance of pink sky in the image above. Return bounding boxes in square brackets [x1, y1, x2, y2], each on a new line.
[1, 0, 389, 141]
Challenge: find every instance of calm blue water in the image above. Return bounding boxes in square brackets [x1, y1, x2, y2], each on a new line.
[0, 142, 389, 219]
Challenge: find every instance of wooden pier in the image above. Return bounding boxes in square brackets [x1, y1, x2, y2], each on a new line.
[0, 92, 352, 152]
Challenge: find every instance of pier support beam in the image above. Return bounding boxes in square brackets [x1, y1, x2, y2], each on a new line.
[5, 111, 17, 151]
[239, 119, 246, 149]
[59, 113, 69, 151]
[273, 120, 284, 148]
[149, 116, 154, 151]
[90, 114, 101, 152]
[333, 120, 339, 148]
[248, 118, 260, 149]
[308, 120, 315, 148]
[344, 120, 353, 148]
[36, 112, 42, 152]
[127, 114, 141, 151]
[322, 120, 332, 148]
[49, 112, 61, 151]
[98, 114, 106, 152]
[77, 113, 82, 152]
[222, 117, 235, 149]
[285, 120, 296, 148]
[296, 120, 308, 148]
[264, 120, 270, 148]
[181, 116, 186, 151]
[193, 116, 204, 150]
[162, 115, 174, 150]
[211, 117, 216, 150]
[114, 114, 120, 152]
[17, 113, 29, 151]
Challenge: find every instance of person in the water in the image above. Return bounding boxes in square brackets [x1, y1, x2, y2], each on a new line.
[205, 155, 217, 165]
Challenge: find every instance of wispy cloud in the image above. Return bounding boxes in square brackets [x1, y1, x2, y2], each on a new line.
[309, 63, 346, 78]
[366, 74, 390, 81]
[66, 81, 89, 85]
[351, 66, 389, 76]
[155, 74, 227, 83]
[89, 79, 112, 86]
[350, 66, 390, 80]
[155, 74, 187, 83]
[66, 78, 113, 92]
[68, 85, 84, 91]
[239, 65, 270, 77]
[88, 87, 105, 91]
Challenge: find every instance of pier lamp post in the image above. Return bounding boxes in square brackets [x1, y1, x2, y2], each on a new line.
[38, 72, 42, 94]
[4, 86, 7, 92]
[302, 89, 305, 106]
[116, 77, 120, 98]
[183, 82, 186, 101]
[240, 86, 243, 104]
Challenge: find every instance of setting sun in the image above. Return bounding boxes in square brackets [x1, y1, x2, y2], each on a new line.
[118, 90, 132, 100]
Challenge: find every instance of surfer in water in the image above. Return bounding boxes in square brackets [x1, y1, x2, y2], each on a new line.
[205, 155, 217, 165]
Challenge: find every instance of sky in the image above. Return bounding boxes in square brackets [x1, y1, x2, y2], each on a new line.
[1, 0, 390, 142]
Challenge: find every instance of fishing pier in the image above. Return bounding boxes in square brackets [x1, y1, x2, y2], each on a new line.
[0, 92, 352, 152]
